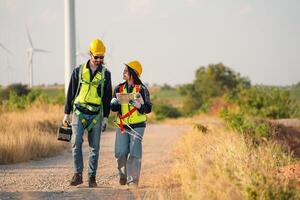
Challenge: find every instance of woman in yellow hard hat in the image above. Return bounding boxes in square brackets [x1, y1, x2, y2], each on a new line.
[110, 60, 152, 188]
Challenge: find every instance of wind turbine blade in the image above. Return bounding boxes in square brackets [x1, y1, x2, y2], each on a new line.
[34, 48, 51, 53]
[26, 26, 34, 48]
[0, 43, 13, 55]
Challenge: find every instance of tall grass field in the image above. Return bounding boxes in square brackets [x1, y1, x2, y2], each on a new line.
[147, 118, 300, 200]
[0, 103, 67, 164]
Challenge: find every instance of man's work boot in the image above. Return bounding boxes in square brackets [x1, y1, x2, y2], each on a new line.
[88, 176, 97, 188]
[70, 173, 83, 186]
[119, 177, 127, 185]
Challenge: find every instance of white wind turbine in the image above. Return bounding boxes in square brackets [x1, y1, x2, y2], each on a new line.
[0, 43, 13, 55]
[26, 27, 50, 88]
[0, 43, 13, 85]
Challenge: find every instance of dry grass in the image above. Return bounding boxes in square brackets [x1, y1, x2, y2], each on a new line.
[0, 103, 68, 164]
[147, 116, 300, 200]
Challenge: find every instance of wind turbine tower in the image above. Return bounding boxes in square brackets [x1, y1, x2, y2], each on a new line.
[64, 0, 76, 96]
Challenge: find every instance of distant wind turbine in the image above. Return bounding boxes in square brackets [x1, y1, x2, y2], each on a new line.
[26, 27, 50, 88]
[0, 43, 13, 55]
[0, 43, 13, 85]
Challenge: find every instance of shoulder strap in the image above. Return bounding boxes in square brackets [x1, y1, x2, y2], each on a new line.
[75, 64, 84, 98]
[119, 84, 124, 93]
[100, 66, 106, 98]
[135, 85, 140, 93]
[119, 84, 139, 93]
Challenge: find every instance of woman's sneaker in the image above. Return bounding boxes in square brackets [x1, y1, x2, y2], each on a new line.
[70, 173, 83, 186]
[127, 182, 138, 189]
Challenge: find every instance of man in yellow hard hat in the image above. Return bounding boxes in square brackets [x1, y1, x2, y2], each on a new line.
[63, 38, 112, 187]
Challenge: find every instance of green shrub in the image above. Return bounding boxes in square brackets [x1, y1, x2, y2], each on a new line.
[7, 83, 30, 96]
[51, 90, 65, 105]
[5, 90, 50, 110]
[220, 109, 276, 144]
[238, 86, 298, 119]
[7, 92, 28, 109]
[0, 83, 30, 103]
[153, 104, 181, 120]
[178, 83, 204, 115]
[179, 63, 250, 116]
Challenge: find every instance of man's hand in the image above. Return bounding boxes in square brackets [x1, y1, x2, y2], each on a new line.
[63, 114, 71, 126]
[101, 117, 108, 132]
[129, 99, 141, 109]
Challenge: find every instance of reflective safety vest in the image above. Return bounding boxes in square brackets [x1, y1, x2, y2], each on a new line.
[72, 63, 106, 131]
[74, 63, 105, 108]
[115, 84, 147, 131]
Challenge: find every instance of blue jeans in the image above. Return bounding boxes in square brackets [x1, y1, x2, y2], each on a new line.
[115, 127, 145, 184]
[71, 113, 102, 177]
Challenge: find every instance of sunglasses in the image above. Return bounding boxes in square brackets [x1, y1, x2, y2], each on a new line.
[93, 55, 104, 60]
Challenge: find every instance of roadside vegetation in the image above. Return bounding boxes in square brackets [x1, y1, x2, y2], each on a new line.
[148, 120, 300, 200]
[148, 63, 300, 199]
[0, 84, 66, 164]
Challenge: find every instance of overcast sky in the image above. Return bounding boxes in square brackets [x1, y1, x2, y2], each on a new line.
[0, 0, 299, 87]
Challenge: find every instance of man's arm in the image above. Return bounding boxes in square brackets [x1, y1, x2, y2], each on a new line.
[110, 86, 121, 112]
[102, 70, 112, 118]
[64, 68, 79, 114]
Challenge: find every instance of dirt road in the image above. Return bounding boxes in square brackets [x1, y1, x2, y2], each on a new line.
[0, 124, 186, 200]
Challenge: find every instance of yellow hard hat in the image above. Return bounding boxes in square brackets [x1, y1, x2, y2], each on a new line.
[125, 60, 143, 77]
[89, 39, 106, 55]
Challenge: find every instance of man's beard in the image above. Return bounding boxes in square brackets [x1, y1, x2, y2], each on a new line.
[93, 60, 103, 67]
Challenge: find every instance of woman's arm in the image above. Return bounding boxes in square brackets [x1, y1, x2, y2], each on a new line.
[138, 86, 152, 114]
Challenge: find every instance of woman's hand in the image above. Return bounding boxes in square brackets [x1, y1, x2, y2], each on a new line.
[129, 99, 141, 109]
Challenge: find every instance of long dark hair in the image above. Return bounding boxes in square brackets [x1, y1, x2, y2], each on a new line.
[128, 66, 143, 85]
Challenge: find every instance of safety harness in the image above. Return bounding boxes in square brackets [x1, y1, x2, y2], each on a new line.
[73, 63, 106, 132]
[117, 84, 140, 133]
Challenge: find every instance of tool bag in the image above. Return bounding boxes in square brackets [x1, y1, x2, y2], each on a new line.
[57, 124, 72, 142]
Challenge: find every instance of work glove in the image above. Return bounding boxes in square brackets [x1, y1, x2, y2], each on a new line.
[101, 117, 108, 132]
[110, 97, 120, 106]
[63, 114, 71, 126]
[129, 99, 142, 109]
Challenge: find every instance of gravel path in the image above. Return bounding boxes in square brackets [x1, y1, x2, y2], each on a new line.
[0, 124, 186, 200]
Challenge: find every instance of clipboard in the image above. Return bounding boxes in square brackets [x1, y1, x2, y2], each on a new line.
[116, 93, 135, 104]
